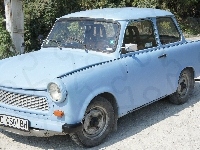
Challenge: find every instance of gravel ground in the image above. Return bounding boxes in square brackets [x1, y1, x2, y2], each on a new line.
[186, 36, 200, 41]
[1, 37, 200, 150]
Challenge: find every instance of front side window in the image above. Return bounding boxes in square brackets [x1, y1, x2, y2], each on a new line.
[156, 17, 181, 45]
[43, 18, 120, 53]
[122, 20, 157, 53]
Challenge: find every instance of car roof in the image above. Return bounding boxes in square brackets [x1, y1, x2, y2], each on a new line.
[61, 7, 173, 21]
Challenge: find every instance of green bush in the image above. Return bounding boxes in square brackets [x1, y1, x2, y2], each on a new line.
[0, 15, 15, 59]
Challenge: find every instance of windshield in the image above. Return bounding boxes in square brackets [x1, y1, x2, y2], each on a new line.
[43, 18, 120, 53]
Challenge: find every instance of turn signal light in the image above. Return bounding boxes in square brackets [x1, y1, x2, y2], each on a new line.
[53, 110, 64, 117]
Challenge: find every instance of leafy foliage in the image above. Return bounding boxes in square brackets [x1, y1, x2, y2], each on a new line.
[132, 0, 158, 8]
[0, 15, 15, 59]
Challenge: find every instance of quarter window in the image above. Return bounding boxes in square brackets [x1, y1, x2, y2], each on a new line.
[156, 17, 181, 45]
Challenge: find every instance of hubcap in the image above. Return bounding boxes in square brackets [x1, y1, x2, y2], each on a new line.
[83, 106, 108, 139]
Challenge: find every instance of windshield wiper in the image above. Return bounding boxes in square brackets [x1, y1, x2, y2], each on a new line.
[66, 37, 88, 53]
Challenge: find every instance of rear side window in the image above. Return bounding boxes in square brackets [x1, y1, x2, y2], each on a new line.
[156, 17, 181, 45]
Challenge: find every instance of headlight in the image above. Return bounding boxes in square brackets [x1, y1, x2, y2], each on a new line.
[47, 80, 67, 103]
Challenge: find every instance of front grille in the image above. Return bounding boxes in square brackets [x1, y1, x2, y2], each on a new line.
[0, 89, 49, 111]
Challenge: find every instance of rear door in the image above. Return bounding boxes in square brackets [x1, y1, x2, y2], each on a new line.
[156, 17, 184, 94]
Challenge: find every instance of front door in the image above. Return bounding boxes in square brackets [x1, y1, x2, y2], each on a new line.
[121, 19, 167, 109]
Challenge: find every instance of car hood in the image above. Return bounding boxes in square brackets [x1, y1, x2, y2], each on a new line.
[0, 48, 113, 90]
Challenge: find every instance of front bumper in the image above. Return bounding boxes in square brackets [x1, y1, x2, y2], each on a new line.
[0, 125, 65, 137]
[62, 122, 82, 133]
[0, 122, 82, 137]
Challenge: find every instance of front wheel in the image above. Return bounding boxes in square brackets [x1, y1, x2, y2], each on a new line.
[169, 69, 194, 105]
[70, 96, 115, 147]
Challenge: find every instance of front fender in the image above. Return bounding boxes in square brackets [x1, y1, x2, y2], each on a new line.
[60, 58, 128, 124]
[77, 87, 116, 122]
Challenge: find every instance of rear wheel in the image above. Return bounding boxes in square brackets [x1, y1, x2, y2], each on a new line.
[70, 96, 115, 147]
[169, 69, 194, 104]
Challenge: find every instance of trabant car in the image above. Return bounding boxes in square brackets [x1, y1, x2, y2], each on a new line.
[0, 7, 200, 147]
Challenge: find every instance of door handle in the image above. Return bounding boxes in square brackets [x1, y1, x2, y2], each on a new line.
[158, 54, 167, 58]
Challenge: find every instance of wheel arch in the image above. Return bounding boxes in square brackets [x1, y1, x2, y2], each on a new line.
[78, 91, 119, 131]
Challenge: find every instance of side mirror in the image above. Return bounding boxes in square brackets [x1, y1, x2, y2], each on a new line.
[125, 44, 138, 52]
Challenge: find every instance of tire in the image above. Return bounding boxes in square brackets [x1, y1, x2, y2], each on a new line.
[169, 69, 194, 105]
[70, 96, 115, 147]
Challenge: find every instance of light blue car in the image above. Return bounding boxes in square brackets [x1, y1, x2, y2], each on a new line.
[0, 7, 200, 147]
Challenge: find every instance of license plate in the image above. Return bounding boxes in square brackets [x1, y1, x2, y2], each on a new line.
[0, 114, 29, 131]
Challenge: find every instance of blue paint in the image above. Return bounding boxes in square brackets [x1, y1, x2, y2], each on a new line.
[0, 7, 200, 137]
